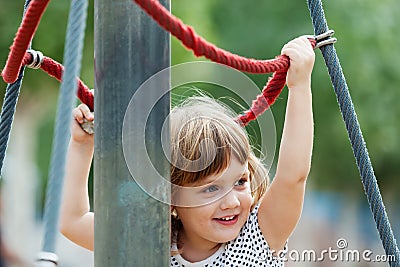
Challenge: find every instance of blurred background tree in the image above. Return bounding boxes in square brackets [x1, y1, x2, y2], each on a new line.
[0, 0, 95, 216]
[1, 0, 400, 223]
[172, 0, 400, 197]
[1, 1, 400, 266]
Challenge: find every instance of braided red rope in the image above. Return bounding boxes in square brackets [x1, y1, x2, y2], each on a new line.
[2, 0, 315, 124]
[21, 53, 94, 110]
[1, 0, 94, 111]
[133, 0, 316, 125]
[2, 0, 50, 84]
[134, 0, 291, 74]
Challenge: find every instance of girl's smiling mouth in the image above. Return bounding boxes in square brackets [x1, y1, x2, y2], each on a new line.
[214, 215, 239, 225]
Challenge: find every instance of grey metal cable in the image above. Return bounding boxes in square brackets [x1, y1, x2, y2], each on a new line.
[0, 0, 32, 176]
[41, 0, 88, 253]
[307, 0, 400, 265]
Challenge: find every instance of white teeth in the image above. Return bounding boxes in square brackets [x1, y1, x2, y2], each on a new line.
[219, 216, 235, 221]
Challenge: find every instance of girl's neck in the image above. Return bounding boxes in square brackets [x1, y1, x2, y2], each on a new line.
[178, 230, 222, 262]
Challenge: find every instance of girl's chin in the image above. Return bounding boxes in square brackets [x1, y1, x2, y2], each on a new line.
[210, 228, 242, 243]
[208, 216, 246, 242]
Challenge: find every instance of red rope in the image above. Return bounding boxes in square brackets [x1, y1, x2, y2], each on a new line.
[2, 0, 50, 84]
[235, 70, 287, 126]
[21, 53, 94, 111]
[1, 0, 94, 111]
[1, 0, 315, 125]
[134, 0, 291, 74]
[133, 0, 316, 126]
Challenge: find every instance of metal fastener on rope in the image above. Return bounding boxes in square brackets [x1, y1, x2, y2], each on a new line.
[27, 50, 44, 69]
[81, 118, 94, 134]
[313, 29, 337, 49]
[80, 89, 94, 135]
[34, 251, 58, 267]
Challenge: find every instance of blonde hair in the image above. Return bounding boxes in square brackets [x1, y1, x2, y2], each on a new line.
[170, 95, 269, 252]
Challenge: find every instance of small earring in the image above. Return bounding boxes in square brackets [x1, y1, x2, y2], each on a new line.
[171, 208, 179, 219]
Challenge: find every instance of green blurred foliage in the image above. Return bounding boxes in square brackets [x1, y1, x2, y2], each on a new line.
[172, 0, 400, 195]
[0, 0, 95, 213]
[1, 0, 400, 215]
[0, 0, 94, 91]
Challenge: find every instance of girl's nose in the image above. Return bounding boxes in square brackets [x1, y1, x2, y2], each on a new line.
[220, 189, 240, 210]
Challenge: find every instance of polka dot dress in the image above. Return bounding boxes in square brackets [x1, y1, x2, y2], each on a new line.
[170, 204, 287, 266]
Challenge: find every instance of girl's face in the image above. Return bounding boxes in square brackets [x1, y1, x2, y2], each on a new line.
[174, 157, 253, 248]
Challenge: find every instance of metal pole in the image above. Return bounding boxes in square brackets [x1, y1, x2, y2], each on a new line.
[94, 0, 170, 266]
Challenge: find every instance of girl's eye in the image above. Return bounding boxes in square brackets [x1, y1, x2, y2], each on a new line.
[235, 178, 248, 187]
[203, 185, 219, 193]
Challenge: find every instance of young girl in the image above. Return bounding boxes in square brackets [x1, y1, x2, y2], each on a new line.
[60, 36, 315, 266]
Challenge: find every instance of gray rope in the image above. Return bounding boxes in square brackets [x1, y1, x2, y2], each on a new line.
[0, 0, 32, 176]
[41, 0, 88, 253]
[307, 0, 400, 266]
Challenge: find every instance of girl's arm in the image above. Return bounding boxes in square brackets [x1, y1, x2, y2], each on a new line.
[258, 36, 315, 252]
[60, 104, 94, 251]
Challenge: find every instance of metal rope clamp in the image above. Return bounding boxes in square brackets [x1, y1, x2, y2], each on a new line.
[80, 89, 94, 135]
[312, 30, 337, 49]
[81, 118, 94, 134]
[27, 49, 44, 69]
[34, 251, 58, 267]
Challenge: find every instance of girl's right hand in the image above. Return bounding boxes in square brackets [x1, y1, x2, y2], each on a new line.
[71, 104, 94, 144]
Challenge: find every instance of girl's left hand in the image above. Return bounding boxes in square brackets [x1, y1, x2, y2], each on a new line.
[281, 36, 315, 90]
